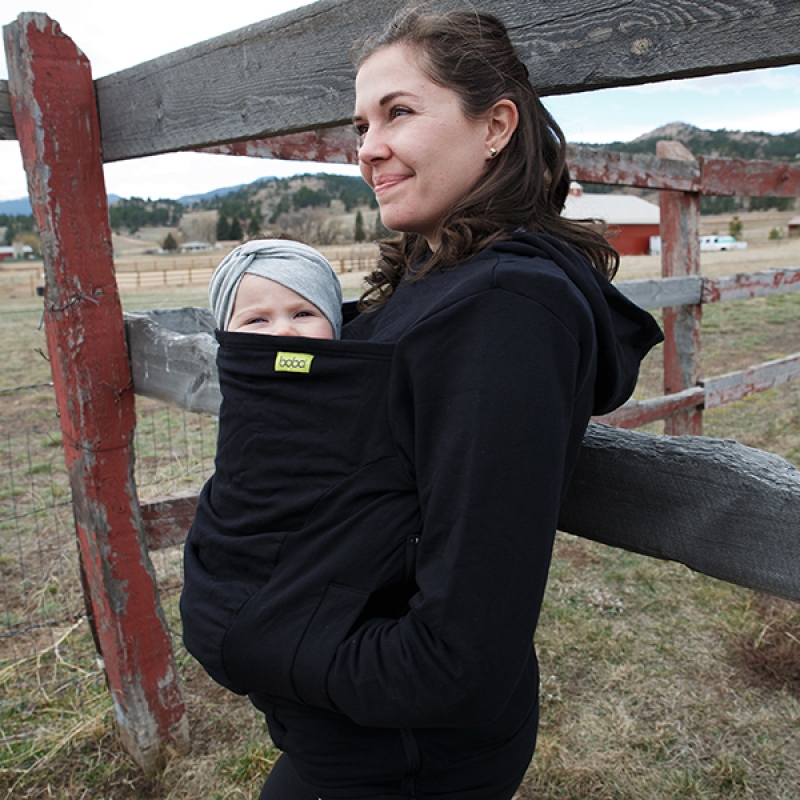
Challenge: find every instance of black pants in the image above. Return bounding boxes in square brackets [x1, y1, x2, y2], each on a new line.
[260, 754, 319, 800]
[259, 739, 531, 800]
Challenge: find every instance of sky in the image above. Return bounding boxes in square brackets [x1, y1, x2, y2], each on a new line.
[1, 0, 799, 204]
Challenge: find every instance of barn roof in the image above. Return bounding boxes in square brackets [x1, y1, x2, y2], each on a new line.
[563, 184, 660, 226]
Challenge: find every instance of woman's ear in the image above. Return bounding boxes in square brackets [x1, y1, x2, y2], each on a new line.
[485, 99, 519, 158]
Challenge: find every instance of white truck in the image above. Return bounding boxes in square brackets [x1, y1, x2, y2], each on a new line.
[699, 235, 748, 251]
[648, 235, 748, 255]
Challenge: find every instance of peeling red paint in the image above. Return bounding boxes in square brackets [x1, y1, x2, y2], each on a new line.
[703, 267, 800, 303]
[200, 127, 359, 164]
[700, 157, 800, 198]
[703, 354, 800, 409]
[656, 141, 703, 436]
[569, 145, 700, 192]
[567, 146, 800, 198]
[595, 387, 705, 429]
[4, 13, 188, 773]
[140, 491, 200, 550]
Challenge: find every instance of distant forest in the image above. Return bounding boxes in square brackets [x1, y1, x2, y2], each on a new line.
[600, 130, 800, 162]
[0, 214, 37, 245]
[107, 198, 185, 234]
[193, 173, 378, 224]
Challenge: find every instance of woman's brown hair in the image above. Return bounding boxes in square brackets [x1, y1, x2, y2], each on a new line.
[353, 6, 619, 307]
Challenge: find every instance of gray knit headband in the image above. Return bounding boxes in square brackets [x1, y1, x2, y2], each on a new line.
[208, 239, 343, 337]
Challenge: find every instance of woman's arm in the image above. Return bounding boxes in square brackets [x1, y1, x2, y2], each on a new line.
[298, 287, 598, 727]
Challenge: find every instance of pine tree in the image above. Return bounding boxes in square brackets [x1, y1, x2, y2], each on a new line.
[248, 215, 262, 238]
[229, 216, 244, 241]
[216, 213, 231, 241]
[354, 210, 366, 242]
[269, 196, 291, 224]
[162, 232, 179, 251]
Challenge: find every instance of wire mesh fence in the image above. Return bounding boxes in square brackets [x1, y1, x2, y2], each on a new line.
[0, 390, 217, 769]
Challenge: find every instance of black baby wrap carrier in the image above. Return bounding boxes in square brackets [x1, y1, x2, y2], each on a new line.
[180, 330, 420, 704]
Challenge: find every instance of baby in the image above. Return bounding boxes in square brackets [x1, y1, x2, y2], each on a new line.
[182, 234, 415, 714]
[208, 238, 342, 338]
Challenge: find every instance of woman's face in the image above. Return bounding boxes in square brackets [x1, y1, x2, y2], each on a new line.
[354, 43, 492, 249]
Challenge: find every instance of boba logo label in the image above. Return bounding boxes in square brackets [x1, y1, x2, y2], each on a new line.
[275, 351, 314, 373]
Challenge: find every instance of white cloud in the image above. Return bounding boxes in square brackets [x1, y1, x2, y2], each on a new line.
[545, 64, 800, 144]
[630, 67, 800, 96]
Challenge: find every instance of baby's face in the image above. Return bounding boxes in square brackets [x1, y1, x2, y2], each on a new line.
[228, 275, 334, 339]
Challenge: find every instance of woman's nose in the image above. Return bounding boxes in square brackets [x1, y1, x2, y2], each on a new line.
[358, 126, 390, 164]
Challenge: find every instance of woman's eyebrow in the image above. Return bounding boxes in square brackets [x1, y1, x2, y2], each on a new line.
[353, 90, 418, 122]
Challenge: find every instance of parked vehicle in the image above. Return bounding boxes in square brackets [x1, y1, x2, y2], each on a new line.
[649, 235, 748, 255]
[700, 235, 747, 251]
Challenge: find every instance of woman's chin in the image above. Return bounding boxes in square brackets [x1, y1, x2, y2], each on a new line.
[378, 214, 426, 240]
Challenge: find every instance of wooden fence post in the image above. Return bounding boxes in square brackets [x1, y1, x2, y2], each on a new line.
[657, 140, 703, 435]
[4, 13, 189, 772]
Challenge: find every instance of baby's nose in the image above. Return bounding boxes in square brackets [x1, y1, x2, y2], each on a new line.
[270, 320, 298, 337]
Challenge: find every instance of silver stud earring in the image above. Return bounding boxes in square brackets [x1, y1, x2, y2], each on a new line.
[489, 147, 498, 158]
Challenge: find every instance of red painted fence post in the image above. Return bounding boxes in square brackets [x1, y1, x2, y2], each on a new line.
[3, 13, 189, 772]
[657, 140, 703, 436]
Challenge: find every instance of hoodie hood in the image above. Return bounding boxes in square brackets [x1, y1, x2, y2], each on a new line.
[495, 232, 664, 415]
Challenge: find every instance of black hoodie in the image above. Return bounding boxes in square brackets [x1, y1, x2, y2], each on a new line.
[180, 232, 663, 797]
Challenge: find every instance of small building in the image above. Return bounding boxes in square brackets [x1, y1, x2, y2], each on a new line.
[180, 241, 212, 253]
[0, 244, 34, 260]
[563, 183, 660, 256]
[788, 216, 800, 239]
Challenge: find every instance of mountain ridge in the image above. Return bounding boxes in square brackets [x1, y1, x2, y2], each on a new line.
[589, 123, 800, 161]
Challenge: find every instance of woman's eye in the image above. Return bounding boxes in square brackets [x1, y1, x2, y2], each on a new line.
[354, 122, 369, 137]
[390, 106, 411, 120]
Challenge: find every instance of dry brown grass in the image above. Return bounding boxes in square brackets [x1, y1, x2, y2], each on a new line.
[519, 537, 800, 799]
[0, 217, 798, 799]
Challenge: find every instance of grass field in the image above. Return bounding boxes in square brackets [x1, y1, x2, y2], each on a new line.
[0, 232, 798, 799]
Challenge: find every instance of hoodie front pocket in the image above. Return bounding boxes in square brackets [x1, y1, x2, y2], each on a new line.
[292, 582, 370, 709]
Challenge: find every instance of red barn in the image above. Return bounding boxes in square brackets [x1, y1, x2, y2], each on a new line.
[563, 183, 660, 256]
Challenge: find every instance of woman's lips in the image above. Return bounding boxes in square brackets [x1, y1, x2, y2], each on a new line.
[373, 174, 408, 195]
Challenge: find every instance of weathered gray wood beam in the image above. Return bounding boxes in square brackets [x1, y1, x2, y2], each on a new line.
[124, 308, 220, 415]
[4, 2, 800, 152]
[617, 276, 702, 309]
[560, 422, 800, 603]
[88, 0, 800, 161]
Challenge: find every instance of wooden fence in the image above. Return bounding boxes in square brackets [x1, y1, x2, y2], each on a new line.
[3, 0, 800, 774]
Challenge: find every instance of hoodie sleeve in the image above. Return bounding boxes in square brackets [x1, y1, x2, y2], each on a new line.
[315, 281, 599, 728]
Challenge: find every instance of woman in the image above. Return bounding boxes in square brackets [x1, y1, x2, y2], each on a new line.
[181, 7, 663, 799]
